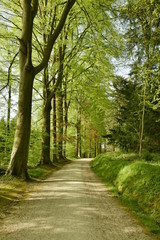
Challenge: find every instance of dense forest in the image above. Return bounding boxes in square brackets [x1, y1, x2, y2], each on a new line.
[0, 0, 160, 179]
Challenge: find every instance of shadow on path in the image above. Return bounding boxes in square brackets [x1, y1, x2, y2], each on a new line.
[0, 159, 154, 240]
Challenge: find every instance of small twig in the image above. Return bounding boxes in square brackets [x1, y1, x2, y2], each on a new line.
[0, 51, 19, 92]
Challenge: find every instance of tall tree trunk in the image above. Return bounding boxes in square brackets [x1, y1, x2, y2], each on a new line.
[89, 138, 92, 158]
[57, 85, 64, 161]
[75, 106, 81, 158]
[6, 0, 76, 178]
[75, 121, 81, 158]
[56, 42, 66, 161]
[6, 0, 36, 179]
[139, 18, 151, 157]
[40, 102, 52, 165]
[40, 67, 52, 165]
[6, 70, 34, 178]
[99, 141, 102, 154]
[139, 80, 146, 157]
[63, 79, 68, 158]
[6, 51, 19, 133]
[83, 125, 87, 158]
[5, 78, 12, 159]
[104, 138, 107, 153]
[7, 81, 11, 134]
[52, 92, 58, 163]
[94, 137, 97, 157]
[97, 139, 101, 155]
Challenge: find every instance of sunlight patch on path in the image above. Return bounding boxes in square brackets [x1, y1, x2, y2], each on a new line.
[0, 159, 153, 240]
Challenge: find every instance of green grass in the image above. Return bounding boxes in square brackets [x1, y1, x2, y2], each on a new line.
[0, 165, 53, 218]
[28, 166, 53, 179]
[91, 152, 160, 239]
[0, 176, 27, 217]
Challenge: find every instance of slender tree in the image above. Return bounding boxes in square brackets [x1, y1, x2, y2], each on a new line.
[52, 84, 58, 163]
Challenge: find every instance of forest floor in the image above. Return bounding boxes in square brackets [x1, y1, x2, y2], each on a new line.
[0, 159, 157, 240]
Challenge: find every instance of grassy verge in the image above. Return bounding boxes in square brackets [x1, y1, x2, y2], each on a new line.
[28, 165, 54, 179]
[0, 165, 54, 218]
[0, 176, 27, 218]
[91, 152, 160, 239]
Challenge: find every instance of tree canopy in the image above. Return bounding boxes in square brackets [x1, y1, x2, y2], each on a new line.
[0, 0, 160, 178]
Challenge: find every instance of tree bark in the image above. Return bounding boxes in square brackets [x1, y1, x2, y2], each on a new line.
[89, 139, 92, 158]
[6, 0, 36, 179]
[6, 0, 76, 178]
[63, 79, 68, 158]
[75, 106, 81, 158]
[94, 137, 97, 157]
[6, 70, 34, 178]
[139, 80, 146, 157]
[56, 37, 66, 161]
[57, 86, 64, 161]
[7, 80, 11, 134]
[104, 138, 107, 153]
[6, 52, 18, 133]
[34, 0, 76, 75]
[40, 103, 52, 165]
[75, 120, 81, 158]
[40, 71, 52, 165]
[52, 91, 58, 163]
[63, 74, 71, 159]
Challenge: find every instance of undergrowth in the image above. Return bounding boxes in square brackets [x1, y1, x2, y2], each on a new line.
[91, 152, 160, 239]
[28, 166, 53, 179]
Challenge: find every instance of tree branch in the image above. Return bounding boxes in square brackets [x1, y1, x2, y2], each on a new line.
[32, 0, 38, 19]
[34, 0, 76, 75]
[0, 51, 19, 92]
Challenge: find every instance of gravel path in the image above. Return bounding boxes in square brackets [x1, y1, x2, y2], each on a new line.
[0, 159, 154, 240]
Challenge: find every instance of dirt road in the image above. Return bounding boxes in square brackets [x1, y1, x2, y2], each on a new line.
[0, 159, 154, 240]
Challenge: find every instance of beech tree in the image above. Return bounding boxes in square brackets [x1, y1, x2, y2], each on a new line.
[6, 0, 76, 179]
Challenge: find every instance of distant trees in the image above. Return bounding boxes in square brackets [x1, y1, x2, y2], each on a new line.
[0, 0, 118, 178]
[105, 0, 160, 154]
[2, 0, 160, 179]
[106, 0, 160, 153]
[108, 74, 160, 153]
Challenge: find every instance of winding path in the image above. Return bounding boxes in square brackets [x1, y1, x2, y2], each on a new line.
[0, 159, 154, 240]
